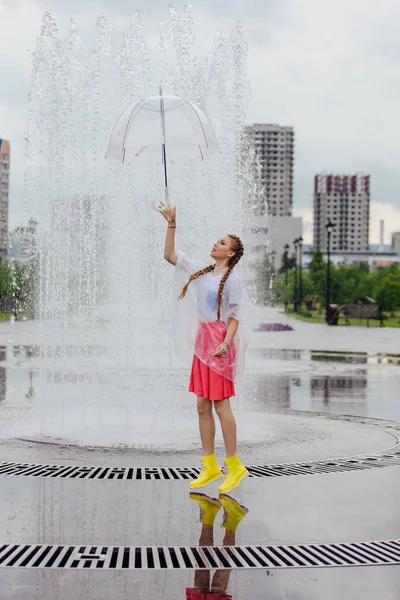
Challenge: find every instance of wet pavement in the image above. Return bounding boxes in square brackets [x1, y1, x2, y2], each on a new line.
[253, 306, 400, 355]
[1, 566, 400, 600]
[0, 315, 399, 599]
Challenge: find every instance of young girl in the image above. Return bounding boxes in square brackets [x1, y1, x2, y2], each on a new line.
[160, 202, 252, 494]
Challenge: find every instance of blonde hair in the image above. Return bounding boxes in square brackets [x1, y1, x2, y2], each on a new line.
[178, 234, 244, 321]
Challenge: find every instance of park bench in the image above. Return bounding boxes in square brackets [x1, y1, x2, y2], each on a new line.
[341, 303, 383, 327]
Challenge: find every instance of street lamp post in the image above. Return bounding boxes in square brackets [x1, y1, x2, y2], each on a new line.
[293, 238, 299, 312]
[325, 219, 335, 323]
[284, 243, 290, 313]
[298, 236, 303, 309]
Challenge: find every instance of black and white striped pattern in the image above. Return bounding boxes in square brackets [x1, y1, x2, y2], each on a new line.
[0, 540, 399, 570]
[0, 449, 399, 481]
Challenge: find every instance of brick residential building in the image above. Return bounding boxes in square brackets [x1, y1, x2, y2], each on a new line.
[313, 173, 370, 252]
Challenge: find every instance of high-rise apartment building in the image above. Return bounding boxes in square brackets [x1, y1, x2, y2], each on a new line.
[244, 124, 294, 217]
[0, 139, 10, 261]
[313, 173, 370, 252]
[392, 232, 400, 255]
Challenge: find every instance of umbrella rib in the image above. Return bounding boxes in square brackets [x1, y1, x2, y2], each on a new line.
[121, 99, 147, 151]
[106, 95, 220, 164]
[186, 100, 215, 152]
[162, 99, 185, 112]
[175, 103, 204, 160]
[140, 100, 184, 113]
[134, 146, 148, 157]
[105, 106, 132, 158]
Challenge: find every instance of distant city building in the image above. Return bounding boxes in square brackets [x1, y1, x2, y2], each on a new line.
[10, 219, 38, 264]
[243, 123, 294, 217]
[379, 219, 385, 252]
[246, 215, 302, 272]
[391, 231, 400, 255]
[302, 244, 399, 271]
[0, 139, 10, 262]
[313, 173, 370, 252]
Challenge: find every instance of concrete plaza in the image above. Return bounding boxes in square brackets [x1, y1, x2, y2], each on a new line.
[0, 311, 399, 599]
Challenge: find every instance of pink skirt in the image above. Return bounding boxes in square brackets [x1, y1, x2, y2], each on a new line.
[189, 322, 236, 401]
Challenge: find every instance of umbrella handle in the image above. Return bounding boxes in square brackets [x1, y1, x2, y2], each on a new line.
[152, 187, 171, 213]
[164, 185, 170, 206]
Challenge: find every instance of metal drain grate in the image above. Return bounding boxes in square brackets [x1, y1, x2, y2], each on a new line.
[0, 450, 399, 481]
[0, 539, 399, 570]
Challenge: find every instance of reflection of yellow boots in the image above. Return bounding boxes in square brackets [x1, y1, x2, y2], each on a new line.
[189, 454, 223, 489]
[190, 493, 222, 527]
[219, 494, 249, 533]
[218, 454, 248, 494]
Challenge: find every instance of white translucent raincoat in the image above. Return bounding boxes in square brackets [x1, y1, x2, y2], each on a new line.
[172, 250, 254, 383]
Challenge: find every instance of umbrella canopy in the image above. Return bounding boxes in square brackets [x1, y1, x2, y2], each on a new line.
[106, 92, 220, 164]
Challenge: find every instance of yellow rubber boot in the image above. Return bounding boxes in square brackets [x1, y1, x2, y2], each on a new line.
[189, 454, 223, 489]
[219, 494, 249, 533]
[218, 454, 248, 494]
[189, 493, 222, 527]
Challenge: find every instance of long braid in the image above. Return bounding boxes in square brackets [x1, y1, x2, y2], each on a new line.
[216, 235, 244, 320]
[178, 264, 215, 300]
[178, 234, 244, 320]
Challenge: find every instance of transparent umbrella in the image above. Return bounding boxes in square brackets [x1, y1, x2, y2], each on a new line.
[106, 87, 220, 207]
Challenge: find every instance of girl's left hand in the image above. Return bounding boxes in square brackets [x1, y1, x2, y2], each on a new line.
[214, 343, 229, 358]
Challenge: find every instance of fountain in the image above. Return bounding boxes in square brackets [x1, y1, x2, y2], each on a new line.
[0, 7, 268, 450]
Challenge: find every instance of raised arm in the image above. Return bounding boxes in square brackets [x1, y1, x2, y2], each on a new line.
[159, 202, 178, 265]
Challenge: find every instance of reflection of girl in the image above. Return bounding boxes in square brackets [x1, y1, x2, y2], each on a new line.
[186, 492, 249, 600]
[160, 203, 253, 493]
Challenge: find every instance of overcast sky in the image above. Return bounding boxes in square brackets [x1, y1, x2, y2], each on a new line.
[1, 0, 400, 243]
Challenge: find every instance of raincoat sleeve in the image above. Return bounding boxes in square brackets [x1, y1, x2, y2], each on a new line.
[175, 249, 204, 276]
[172, 250, 203, 366]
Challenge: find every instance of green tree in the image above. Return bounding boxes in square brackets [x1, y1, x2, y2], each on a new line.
[278, 247, 296, 274]
[0, 260, 34, 317]
[255, 253, 275, 304]
[330, 264, 373, 305]
[308, 248, 326, 304]
[11, 263, 32, 315]
[309, 248, 325, 272]
[274, 269, 292, 307]
[273, 269, 314, 310]
[376, 271, 400, 311]
[0, 259, 12, 306]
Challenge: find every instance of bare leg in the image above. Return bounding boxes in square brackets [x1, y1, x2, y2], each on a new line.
[210, 568, 232, 593]
[214, 398, 237, 458]
[210, 529, 235, 593]
[222, 529, 235, 546]
[197, 396, 215, 456]
[194, 522, 214, 591]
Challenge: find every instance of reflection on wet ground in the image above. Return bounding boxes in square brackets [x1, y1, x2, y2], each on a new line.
[0, 346, 399, 423]
[0, 345, 399, 599]
[247, 370, 399, 421]
[253, 347, 400, 365]
[247, 348, 399, 421]
[6, 345, 400, 364]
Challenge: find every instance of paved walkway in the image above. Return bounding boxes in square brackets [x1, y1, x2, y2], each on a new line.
[252, 306, 400, 354]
